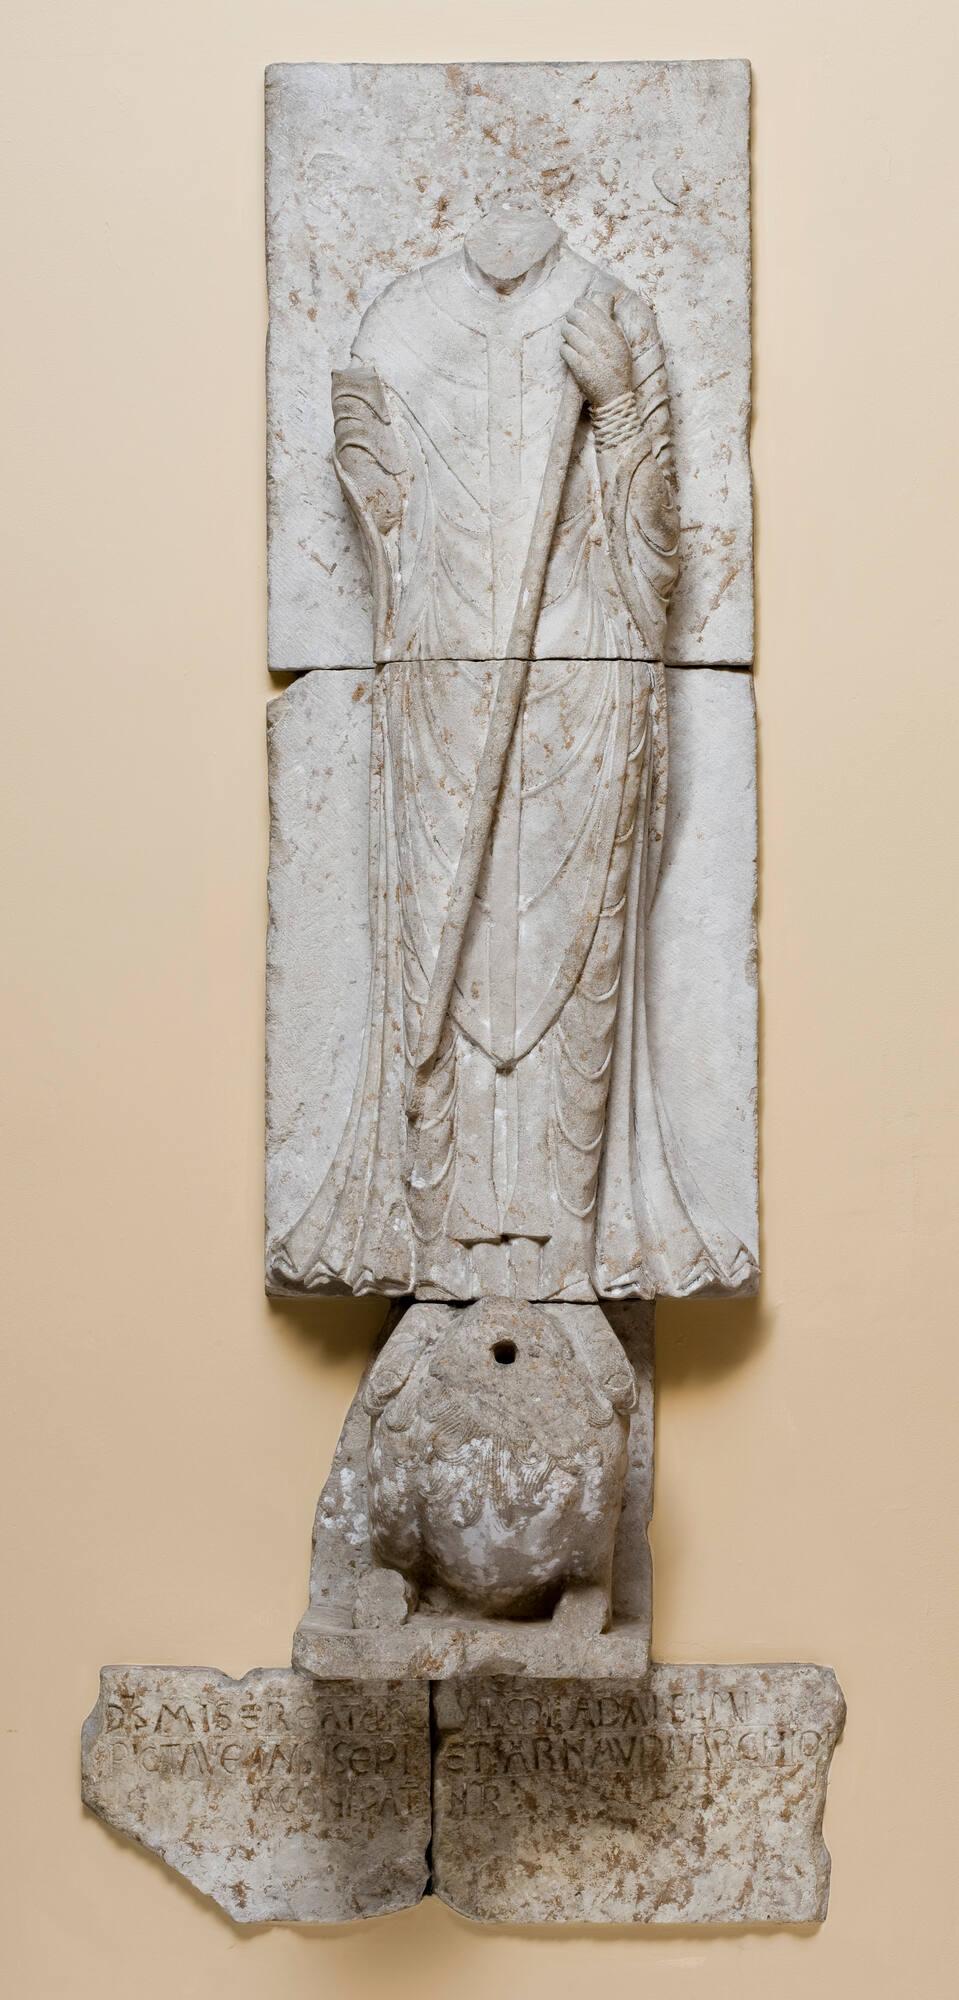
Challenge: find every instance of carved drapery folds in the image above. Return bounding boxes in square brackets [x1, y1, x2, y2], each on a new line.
[85, 68, 845, 1937]
[270, 208, 755, 1303]
[328, 246, 679, 664]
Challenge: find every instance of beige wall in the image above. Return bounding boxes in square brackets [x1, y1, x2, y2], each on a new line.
[3, 1, 957, 1993]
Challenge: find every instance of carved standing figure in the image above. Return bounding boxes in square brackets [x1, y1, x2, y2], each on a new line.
[271, 195, 755, 1302]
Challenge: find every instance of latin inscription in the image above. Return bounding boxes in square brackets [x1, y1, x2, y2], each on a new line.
[99, 1680, 424, 1827]
[82, 1667, 431, 1921]
[438, 1681, 830, 1819]
[431, 1667, 846, 1924]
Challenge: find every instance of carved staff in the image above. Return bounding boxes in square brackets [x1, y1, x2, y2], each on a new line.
[409, 338, 590, 1116]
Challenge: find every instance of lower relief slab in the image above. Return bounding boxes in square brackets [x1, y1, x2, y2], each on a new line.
[265, 665, 758, 1301]
[431, 1665, 845, 1924]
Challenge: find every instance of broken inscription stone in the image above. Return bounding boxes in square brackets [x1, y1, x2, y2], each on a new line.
[431, 1664, 845, 1924]
[81, 1667, 430, 1922]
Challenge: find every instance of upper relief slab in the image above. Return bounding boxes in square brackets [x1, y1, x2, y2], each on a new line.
[266, 61, 752, 670]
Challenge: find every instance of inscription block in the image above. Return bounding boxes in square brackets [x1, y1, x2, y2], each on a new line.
[432, 1665, 845, 1924]
[82, 1667, 430, 1922]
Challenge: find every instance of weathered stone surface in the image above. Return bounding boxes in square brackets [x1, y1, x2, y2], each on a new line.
[432, 1666, 845, 1924]
[365, 1300, 635, 1620]
[265, 158, 756, 1304]
[81, 1668, 430, 1922]
[266, 61, 752, 669]
[265, 667, 757, 1296]
[320, 195, 681, 668]
[292, 1302, 655, 1681]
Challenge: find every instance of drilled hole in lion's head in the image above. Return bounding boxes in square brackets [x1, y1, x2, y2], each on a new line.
[491, 1339, 517, 1365]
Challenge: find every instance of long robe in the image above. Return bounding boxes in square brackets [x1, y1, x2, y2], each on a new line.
[270, 244, 755, 1300]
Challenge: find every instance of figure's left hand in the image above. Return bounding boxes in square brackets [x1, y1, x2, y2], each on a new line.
[560, 296, 634, 408]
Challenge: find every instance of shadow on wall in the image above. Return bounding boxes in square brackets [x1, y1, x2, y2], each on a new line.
[268, 1289, 771, 1387]
[268, 1293, 391, 1369]
[656, 1291, 771, 1389]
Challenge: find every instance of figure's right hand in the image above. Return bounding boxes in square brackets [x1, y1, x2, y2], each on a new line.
[560, 295, 634, 409]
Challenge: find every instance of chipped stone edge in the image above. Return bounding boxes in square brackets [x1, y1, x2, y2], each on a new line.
[430, 1662, 846, 1927]
[81, 1665, 432, 1926]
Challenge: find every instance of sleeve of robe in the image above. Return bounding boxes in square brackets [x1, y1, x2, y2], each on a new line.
[330, 364, 409, 657]
[591, 291, 680, 664]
